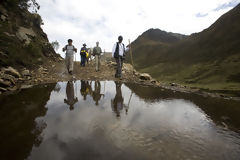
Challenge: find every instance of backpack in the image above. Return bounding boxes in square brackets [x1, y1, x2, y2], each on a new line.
[114, 42, 125, 58]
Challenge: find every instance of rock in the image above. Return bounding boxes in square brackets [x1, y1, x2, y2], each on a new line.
[4, 32, 15, 37]
[0, 51, 8, 58]
[16, 27, 36, 45]
[0, 87, 7, 92]
[151, 79, 157, 84]
[0, 78, 11, 87]
[0, 14, 7, 21]
[1, 74, 16, 85]
[123, 63, 134, 72]
[170, 83, 177, 87]
[21, 70, 31, 76]
[139, 73, 152, 81]
[20, 85, 33, 89]
[3, 67, 21, 78]
[37, 58, 43, 62]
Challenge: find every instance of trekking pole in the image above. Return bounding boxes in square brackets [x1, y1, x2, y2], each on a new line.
[128, 39, 134, 69]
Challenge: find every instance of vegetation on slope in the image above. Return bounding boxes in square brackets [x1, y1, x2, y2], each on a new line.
[127, 4, 240, 95]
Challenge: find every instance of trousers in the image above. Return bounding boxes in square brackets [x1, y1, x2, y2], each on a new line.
[65, 55, 74, 72]
[115, 56, 123, 78]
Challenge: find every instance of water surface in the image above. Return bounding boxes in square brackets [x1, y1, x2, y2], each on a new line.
[0, 81, 240, 160]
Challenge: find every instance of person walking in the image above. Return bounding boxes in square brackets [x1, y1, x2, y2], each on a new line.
[80, 43, 88, 67]
[62, 39, 77, 75]
[112, 36, 129, 79]
[93, 41, 102, 72]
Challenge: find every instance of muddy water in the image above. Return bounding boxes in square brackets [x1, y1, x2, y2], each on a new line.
[0, 81, 240, 160]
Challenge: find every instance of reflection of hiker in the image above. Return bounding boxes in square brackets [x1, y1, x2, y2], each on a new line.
[93, 42, 102, 72]
[92, 81, 104, 105]
[64, 81, 78, 110]
[111, 81, 124, 117]
[62, 39, 77, 75]
[80, 80, 92, 100]
[112, 36, 129, 79]
[80, 43, 88, 67]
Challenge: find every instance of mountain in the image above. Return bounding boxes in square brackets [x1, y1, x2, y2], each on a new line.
[0, 1, 61, 69]
[126, 4, 240, 95]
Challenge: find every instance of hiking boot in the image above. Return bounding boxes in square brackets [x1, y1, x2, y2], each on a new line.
[69, 71, 73, 75]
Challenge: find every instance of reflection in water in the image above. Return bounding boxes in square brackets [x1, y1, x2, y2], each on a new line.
[0, 84, 56, 160]
[64, 81, 78, 110]
[111, 81, 128, 118]
[92, 81, 104, 105]
[1, 81, 240, 160]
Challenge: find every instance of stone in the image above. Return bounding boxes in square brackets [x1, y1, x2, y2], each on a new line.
[0, 87, 7, 92]
[0, 78, 11, 87]
[151, 79, 157, 84]
[3, 67, 21, 78]
[0, 15, 7, 21]
[4, 32, 15, 37]
[170, 83, 177, 87]
[2, 74, 16, 85]
[0, 51, 8, 58]
[21, 70, 31, 76]
[16, 27, 36, 45]
[139, 73, 152, 81]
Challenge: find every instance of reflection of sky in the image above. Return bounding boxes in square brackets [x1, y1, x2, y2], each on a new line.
[28, 81, 240, 160]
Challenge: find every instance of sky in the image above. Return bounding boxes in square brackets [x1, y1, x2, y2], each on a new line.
[36, 0, 240, 59]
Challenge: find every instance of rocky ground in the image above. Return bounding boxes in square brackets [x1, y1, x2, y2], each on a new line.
[0, 58, 239, 101]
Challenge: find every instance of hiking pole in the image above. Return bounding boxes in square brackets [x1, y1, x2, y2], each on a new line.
[128, 39, 134, 69]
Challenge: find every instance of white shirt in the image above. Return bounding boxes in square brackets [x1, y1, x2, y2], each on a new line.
[65, 45, 75, 57]
[112, 43, 129, 57]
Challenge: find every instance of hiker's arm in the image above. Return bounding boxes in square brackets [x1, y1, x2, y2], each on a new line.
[112, 44, 116, 57]
[63, 46, 66, 52]
[74, 47, 77, 53]
[125, 45, 130, 52]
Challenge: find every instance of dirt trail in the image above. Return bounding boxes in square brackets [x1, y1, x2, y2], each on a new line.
[25, 59, 143, 85]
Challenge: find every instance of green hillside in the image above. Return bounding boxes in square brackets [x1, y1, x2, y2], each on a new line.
[0, 0, 60, 69]
[127, 4, 240, 96]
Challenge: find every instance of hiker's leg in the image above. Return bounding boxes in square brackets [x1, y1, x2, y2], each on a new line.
[95, 56, 99, 71]
[69, 56, 74, 72]
[98, 55, 101, 70]
[116, 57, 121, 77]
[118, 57, 123, 77]
[65, 56, 70, 73]
[115, 58, 119, 77]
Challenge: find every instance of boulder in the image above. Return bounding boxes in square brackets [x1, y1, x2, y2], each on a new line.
[0, 78, 11, 88]
[2, 67, 21, 78]
[139, 73, 152, 81]
[21, 70, 31, 76]
[123, 63, 134, 72]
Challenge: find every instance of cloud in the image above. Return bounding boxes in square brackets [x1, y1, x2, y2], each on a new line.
[36, 0, 240, 59]
[213, 0, 240, 11]
[195, 13, 209, 18]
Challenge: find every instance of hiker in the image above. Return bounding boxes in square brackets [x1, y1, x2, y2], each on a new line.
[80, 43, 88, 67]
[93, 41, 102, 71]
[112, 36, 129, 79]
[64, 81, 78, 110]
[62, 39, 77, 74]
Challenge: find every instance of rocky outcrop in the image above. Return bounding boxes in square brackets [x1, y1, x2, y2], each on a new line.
[16, 27, 36, 45]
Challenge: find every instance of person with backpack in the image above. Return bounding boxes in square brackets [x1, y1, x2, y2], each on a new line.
[80, 43, 88, 67]
[112, 36, 129, 79]
[93, 41, 102, 72]
[62, 39, 77, 75]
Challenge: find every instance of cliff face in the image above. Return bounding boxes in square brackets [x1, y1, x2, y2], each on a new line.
[0, 2, 61, 68]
